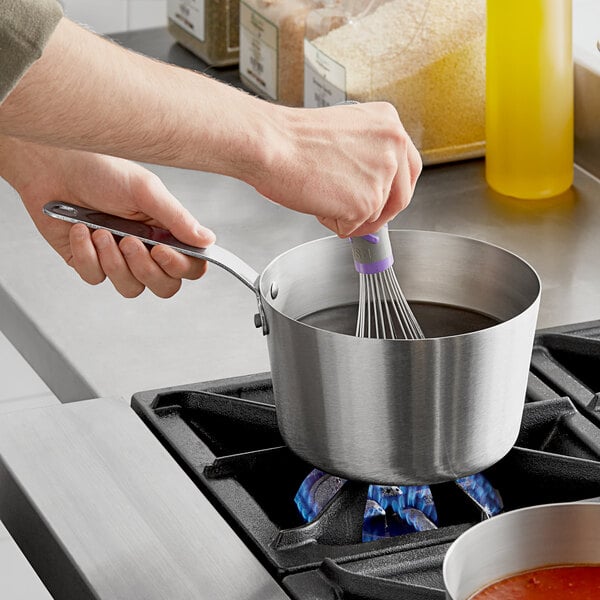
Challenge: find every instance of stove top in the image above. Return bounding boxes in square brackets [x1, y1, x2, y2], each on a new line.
[131, 320, 600, 599]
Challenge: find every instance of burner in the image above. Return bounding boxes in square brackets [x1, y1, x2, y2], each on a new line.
[131, 320, 600, 599]
[293, 470, 502, 543]
[294, 472, 443, 542]
[368, 484, 439, 524]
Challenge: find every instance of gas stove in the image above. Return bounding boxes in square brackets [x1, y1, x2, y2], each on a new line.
[131, 320, 600, 599]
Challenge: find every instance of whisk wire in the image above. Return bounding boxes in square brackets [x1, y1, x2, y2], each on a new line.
[379, 271, 397, 339]
[374, 274, 386, 339]
[386, 268, 424, 339]
[351, 227, 424, 341]
[356, 275, 365, 337]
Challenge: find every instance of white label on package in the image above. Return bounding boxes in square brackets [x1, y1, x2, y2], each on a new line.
[304, 40, 346, 108]
[239, 2, 278, 101]
[168, 0, 205, 42]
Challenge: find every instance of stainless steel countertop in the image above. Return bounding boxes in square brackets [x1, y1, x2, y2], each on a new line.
[0, 398, 289, 600]
[0, 29, 599, 403]
[0, 522, 53, 599]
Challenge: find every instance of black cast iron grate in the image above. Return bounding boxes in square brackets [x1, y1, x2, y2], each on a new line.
[131, 320, 600, 599]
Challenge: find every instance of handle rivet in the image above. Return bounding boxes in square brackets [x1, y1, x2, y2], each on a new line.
[270, 282, 279, 300]
[253, 313, 263, 328]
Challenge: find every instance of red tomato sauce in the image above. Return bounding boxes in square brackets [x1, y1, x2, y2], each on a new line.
[470, 565, 600, 599]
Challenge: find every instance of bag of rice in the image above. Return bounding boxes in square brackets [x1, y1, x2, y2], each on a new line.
[304, 0, 486, 164]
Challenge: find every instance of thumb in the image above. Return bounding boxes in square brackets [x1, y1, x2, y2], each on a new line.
[168, 207, 216, 249]
[143, 185, 216, 248]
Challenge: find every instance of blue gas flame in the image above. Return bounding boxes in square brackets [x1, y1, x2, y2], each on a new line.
[364, 498, 386, 520]
[362, 503, 437, 542]
[361, 484, 438, 542]
[455, 472, 503, 517]
[366, 485, 404, 513]
[366, 484, 438, 522]
[294, 469, 345, 522]
[399, 507, 438, 532]
[295, 469, 502, 541]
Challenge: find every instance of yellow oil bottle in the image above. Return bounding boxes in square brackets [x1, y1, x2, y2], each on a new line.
[485, 0, 573, 199]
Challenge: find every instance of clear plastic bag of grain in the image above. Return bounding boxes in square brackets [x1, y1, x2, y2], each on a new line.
[304, 0, 486, 165]
[239, 0, 324, 106]
[167, 0, 240, 67]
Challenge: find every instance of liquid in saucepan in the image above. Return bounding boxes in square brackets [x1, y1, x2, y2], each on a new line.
[300, 301, 499, 338]
[469, 564, 600, 599]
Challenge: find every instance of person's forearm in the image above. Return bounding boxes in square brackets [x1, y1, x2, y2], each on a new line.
[0, 134, 61, 221]
[0, 18, 422, 238]
[0, 134, 52, 193]
[0, 18, 280, 186]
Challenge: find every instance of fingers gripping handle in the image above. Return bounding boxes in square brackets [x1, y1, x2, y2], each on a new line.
[43, 201, 270, 334]
[43, 201, 261, 293]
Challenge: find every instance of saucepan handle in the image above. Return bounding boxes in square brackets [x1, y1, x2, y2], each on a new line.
[42, 201, 261, 293]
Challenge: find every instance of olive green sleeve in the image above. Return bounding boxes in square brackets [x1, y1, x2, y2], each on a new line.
[0, 0, 64, 103]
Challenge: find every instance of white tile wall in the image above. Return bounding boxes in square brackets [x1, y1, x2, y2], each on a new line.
[58, 0, 167, 34]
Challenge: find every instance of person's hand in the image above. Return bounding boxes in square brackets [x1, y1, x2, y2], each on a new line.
[0, 137, 215, 298]
[252, 101, 422, 238]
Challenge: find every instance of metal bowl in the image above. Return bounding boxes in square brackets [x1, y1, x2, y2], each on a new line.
[443, 502, 600, 599]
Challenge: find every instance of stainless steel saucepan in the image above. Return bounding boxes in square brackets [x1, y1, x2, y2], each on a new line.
[43, 201, 541, 485]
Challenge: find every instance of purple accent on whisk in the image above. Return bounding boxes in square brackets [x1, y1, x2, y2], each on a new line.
[361, 233, 380, 244]
[354, 256, 394, 275]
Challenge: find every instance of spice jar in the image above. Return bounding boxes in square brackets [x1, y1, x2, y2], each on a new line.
[167, 0, 240, 67]
[304, 0, 487, 165]
[239, 0, 321, 106]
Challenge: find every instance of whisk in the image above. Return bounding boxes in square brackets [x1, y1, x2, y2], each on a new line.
[350, 226, 424, 340]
